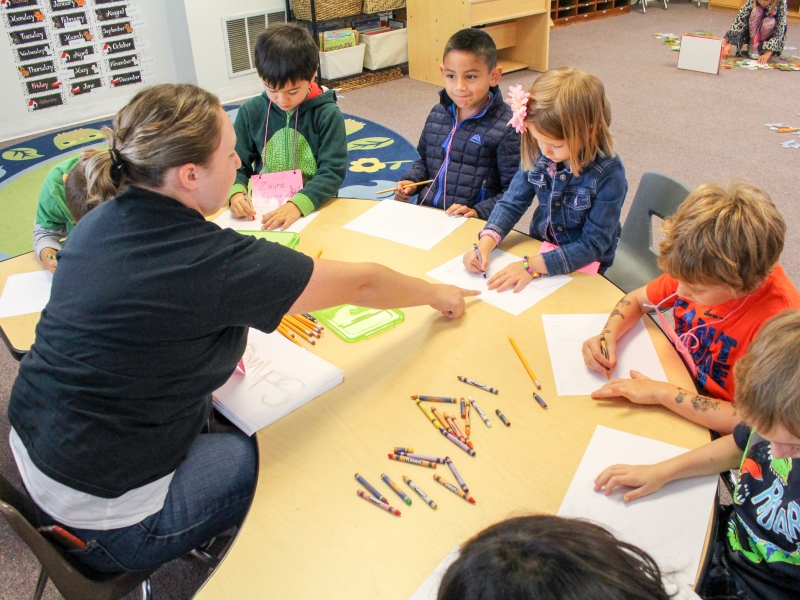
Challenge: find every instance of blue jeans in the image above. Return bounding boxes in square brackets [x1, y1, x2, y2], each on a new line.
[35, 431, 257, 573]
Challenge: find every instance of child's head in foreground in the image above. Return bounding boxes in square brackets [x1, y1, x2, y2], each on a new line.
[734, 309, 800, 452]
[254, 23, 318, 112]
[658, 182, 785, 305]
[441, 29, 501, 114]
[438, 515, 671, 600]
[520, 67, 613, 176]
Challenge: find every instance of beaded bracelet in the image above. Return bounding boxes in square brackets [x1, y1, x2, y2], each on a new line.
[522, 255, 543, 280]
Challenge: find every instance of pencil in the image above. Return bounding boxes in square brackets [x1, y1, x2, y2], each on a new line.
[599, 336, 611, 380]
[508, 335, 542, 390]
[277, 324, 301, 346]
[281, 318, 316, 344]
[376, 179, 434, 195]
[315, 249, 323, 258]
[285, 315, 319, 338]
[294, 314, 322, 332]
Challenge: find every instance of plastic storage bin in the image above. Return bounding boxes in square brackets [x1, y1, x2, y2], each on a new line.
[319, 43, 366, 80]
[362, 28, 408, 70]
[312, 305, 405, 342]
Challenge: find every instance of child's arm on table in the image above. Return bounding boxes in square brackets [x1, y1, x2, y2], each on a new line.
[583, 286, 650, 374]
[33, 223, 63, 274]
[591, 372, 741, 434]
[594, 434, 741, 503]
[262, 107, 347, 230]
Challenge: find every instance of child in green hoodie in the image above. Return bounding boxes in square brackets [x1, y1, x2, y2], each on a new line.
[229, 23, 348, 231]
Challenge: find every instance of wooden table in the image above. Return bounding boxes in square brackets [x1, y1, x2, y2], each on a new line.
[195, 199, 712, 599]
[0, 252, 42, 360]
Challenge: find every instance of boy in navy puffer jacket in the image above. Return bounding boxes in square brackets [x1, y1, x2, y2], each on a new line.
[395, 29, 520, 220]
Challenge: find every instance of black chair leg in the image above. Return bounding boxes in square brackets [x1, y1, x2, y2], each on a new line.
[33, 568, 48, 600]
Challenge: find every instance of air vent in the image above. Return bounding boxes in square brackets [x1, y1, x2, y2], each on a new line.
[222, 10, 287, 78]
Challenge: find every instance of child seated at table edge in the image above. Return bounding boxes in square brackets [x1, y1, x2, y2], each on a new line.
[584, 182, 800, 435]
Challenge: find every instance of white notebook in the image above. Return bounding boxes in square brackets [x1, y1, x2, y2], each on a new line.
[213, 328, 344, 435]
[677, 34, 724, 75]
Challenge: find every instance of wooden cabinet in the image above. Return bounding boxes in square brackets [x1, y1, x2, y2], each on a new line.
[407, 0, 550, 84]
[550, 0, 630, 27]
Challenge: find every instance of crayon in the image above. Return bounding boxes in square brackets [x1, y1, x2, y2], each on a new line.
[496, 409, 511, 427]
[355, 473, 388, 503]
[398, 452, 446, 464]
[445, 457, 469, 492]
[599, 336, 611, 380]
[457, 376, 499, 394]
[388, 454, 437, 469]
[460, 399, 466, 418]
[411, 395, 458, 403]
[381, 473, 412, 505]
[446, 414, 473, 449]
[403, 475, 437, 509]
[434, 474, 476, 504]
[416, 400, 444, 429]
[464, 403, 471, 436]
[439, 428, 476, 456]
[534, 393, 548, 409]
[508, 335, 542, 390]
[469, 397, 492, 428]
[393, 447, 414, 454]
[431, 407, 452, 435]
[357, 490, 401, 516]
[472, 243, 487, 278]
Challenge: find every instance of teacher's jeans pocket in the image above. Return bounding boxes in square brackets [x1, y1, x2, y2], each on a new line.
[64, 539, 128, 573]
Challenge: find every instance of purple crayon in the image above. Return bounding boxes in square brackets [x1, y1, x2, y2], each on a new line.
[439, 428, 476, 456]
[445, 457, 469, 493]
[397, 452, 446, 464]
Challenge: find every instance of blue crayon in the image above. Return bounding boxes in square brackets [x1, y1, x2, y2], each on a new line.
[382, 473, 412, 505]
[355, 473, 387, 503]
[412, 395, 458, 403]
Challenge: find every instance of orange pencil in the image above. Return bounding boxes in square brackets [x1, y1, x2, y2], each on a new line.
[294, 314, 322, 332]
[281, 318, 316, 344]
[285, 315, 319, 338]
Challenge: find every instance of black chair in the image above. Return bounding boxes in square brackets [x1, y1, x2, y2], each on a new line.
[604, 172, 692, 295]
[0, 472, 155, 600]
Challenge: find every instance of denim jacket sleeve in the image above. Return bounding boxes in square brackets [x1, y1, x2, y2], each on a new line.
[541, 159, 627, 276]
[482, 167, 537, 240]
[473, 127, 521, 220]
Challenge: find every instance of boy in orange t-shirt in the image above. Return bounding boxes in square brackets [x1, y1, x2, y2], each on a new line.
[583, 182, 800, 434]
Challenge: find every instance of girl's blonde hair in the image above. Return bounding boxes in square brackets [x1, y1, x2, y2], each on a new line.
[81, 83, 222, 204]
[751, 0, 780, 13]
[520, 67, 613, 176]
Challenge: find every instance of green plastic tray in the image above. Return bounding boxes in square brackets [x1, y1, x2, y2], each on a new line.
[236, 230, 299, 249]
[312, 305, 405, 343]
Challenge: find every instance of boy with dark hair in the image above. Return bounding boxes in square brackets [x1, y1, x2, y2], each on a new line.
[395, 28, 520, 220]
[595, 309, 800, 600]
[229, 23, 347, 230]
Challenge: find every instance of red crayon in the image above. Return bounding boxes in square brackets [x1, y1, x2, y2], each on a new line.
[388, 453, 437, 469]
[357, 490, 401, 516]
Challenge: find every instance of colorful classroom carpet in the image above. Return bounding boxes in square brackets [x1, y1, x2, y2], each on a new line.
[0, 107, 418, 261]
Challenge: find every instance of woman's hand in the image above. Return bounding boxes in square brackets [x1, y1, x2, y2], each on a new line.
[758, 50, 773, 65]
[445, 204, 477, 218]
[430, 284, 481, 318]
[262, 202, 302, 230]
[583, 334, 616, 375]
[394, 180, 415, 202]
[594, 463, 670, 503]
[230, 192, 256, 220]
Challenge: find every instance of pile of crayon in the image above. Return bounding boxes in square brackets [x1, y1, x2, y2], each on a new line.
[278, 313, 323, 346]
[411, 395, 493, 456]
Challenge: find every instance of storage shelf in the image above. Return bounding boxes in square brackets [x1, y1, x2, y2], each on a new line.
[550, 0, 629, 26]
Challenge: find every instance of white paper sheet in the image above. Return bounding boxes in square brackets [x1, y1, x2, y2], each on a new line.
[342, 200, 468, 250]
[409, 546, 461, 600]
[212, 209, 319, 233]
[427, 250, 572, 316]
[212, 328, 343, 436]
[542, 314, 668, 396]
[0, 271, 53, 318]
[557, 426, 718, 586]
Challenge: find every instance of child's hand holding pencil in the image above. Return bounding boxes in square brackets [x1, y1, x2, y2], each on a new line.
[582, 334, 617, 378]
[230, 192, 257, 220]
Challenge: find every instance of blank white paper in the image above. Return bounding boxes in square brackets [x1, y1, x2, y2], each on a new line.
[557, 426, 718, 586]
[427, 250, 572, 316]
[342, 200, 468, 250]
[213, 209, 319, 233]
[542, 314, 667, 396]
[0, 271, 53, 318]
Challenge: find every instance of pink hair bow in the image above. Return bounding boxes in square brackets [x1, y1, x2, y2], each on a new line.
[505, 84, 530, 134]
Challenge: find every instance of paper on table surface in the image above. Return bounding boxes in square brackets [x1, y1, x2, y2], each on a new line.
[427, 250, 572, 316]
[557, 426, 718, 586]
[212, 328, 343, 436]
[539, 241, 600, 275]
[409, 546, 460, 600]
[213, 209, 319, 233]
[0, 270, 53, 318]
[342, 200, 468, 250]
[542, 314, 667, 396]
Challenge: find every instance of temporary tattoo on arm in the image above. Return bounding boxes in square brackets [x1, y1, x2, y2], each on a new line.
[615, 297, 632, 308]
[602, 329, 611, 334]
[691, 395, 719, 412]
[609, 310, 625, 320]
[675, 390, 687, 404]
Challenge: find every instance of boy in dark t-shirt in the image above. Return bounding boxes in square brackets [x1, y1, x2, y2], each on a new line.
[594, 309, 800, 600]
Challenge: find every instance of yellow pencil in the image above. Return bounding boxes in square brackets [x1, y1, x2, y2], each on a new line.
[277, 324, 301, 346]
[315, 249, 323, 258]
[508, 335, 542, 390]
[285, 315, 319, 338]
[281, 318, 316, 344]
[376, 179, 434, 195]
[293, 314, 321, 332]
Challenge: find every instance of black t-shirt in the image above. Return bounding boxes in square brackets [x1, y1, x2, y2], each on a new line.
[726, 423, 800, 600]
[8, 186, 314, 498]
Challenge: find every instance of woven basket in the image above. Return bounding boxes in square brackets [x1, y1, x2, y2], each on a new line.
[362, 0, 405, 13]
[321, 66, 403, 91]
[292, 0, 362, 21]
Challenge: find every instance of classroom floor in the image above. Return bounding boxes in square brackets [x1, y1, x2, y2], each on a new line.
[0, 3, 797, 598]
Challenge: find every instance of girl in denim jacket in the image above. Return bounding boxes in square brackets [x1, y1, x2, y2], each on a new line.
[463, 68, 628, 293]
